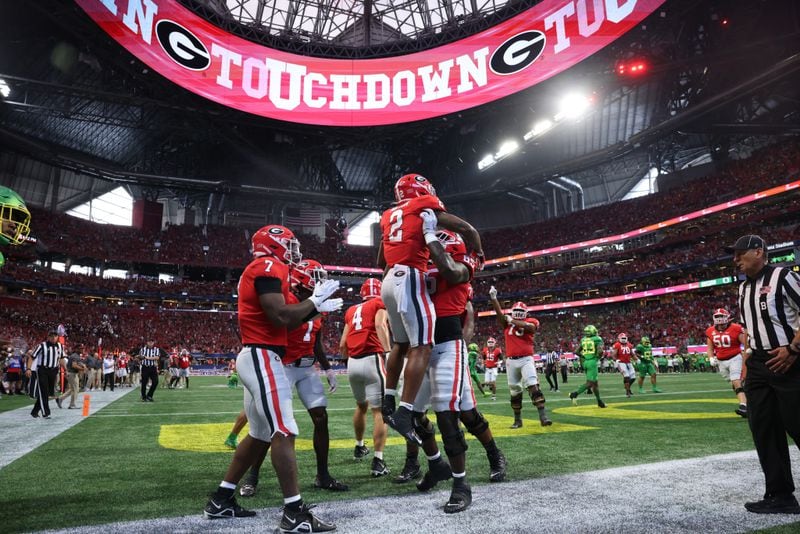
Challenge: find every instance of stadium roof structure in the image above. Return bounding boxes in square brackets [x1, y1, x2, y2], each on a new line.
[1, 0, 799, 230]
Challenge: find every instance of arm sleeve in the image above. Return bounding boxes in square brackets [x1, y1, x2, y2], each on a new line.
[254, 276, 282, 295]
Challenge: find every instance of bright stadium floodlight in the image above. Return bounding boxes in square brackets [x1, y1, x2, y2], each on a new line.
[556, 93, 591, 120]
[532, 119, 553, 136]
[496, 140, 520, 159]
[0, 79, 9, 99]
[478, 154, 496, 171]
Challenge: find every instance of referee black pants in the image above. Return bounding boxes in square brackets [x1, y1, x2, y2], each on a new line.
[31, 367, 57, 417]
[141, 366, 158, 400]
[745, 350, 800, 497]
[545, 364, 558, 390]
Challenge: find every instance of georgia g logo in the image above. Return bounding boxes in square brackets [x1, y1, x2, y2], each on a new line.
[268, 227, 284, 235]
[156, 20, 210, 71]
[490, 30, 546, 76]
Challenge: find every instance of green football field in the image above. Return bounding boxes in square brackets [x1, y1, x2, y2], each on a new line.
[1, 371, 797, 533]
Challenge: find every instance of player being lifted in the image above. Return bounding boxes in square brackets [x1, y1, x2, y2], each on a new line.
[635, 336, 662, 393]
[339, 278, 392, 478]
[705, 308, 748, 417]
[488, 287, 552, 428]
[569, 325, 606, 408]
[610, 332, 637, 398]
[481, 337, 502, 400]
[0, 186, 31, 270]
[378, 174, 483, 444]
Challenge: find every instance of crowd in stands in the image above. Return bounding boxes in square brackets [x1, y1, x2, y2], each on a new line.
[480, 138, 800, 258]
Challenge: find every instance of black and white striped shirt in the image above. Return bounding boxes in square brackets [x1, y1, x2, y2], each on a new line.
[544, 351, 559, 366]
[139, 346, 161, 367]
[32, 342, 64, 369]
[738, 265, 800, 351]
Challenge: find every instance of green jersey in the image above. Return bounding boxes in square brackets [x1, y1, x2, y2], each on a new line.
[635, 344, 653, 361]
[468, 350, 479, 374]
[578, 335, 604, 361]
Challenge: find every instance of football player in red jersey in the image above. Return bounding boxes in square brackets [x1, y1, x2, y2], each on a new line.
[340, 278, 392, 477]
[378, 174, 484, 444]
[237, 259, 348, 498]
[706, 308, 749, 417]
[481, 337, 502, 400]
[204, 225, 341, 533]
[489, 287, 552, 427]
[610, 333, 638, 398]
[404, 228, 506, 513]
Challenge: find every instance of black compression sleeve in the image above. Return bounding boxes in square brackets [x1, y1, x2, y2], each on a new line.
[254, 277, 282, 295]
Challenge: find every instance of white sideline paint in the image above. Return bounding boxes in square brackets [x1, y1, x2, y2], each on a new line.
[0, 387, 133, 469]
[39, 449, 800, 534]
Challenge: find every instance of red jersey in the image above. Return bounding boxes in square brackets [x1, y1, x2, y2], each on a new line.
[706, 323, 745, 360]
[284, 292, 322, 364]
[117, 356, 128, 369]
[427, 238, 475, 318]
[380, 195, 446, 270]
[237, 256, 291, 346]
[344, 298, 387, 357]
[482, 347, 502, 368]
[179, 354, 191, 369]
[505, 318, 539, 357]
[612, 341, 634, 364]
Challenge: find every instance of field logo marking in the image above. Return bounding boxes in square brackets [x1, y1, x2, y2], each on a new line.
[553, 399, 743, 420]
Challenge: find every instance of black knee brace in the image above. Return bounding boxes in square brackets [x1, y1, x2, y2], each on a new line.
[510, 393, 523, 411]
[734, 386, 744, 394]
[528, 385, 545, 405]
[412, 411, 436, 442]
[461, 408, 489, 437]
[436, 411, 468, 458]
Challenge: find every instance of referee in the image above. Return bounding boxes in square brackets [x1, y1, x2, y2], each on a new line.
[133, 339, 164, 402]
[543, 347, 560, 392]
[725, 234, 800, 515]
[26, 329, 64, 419]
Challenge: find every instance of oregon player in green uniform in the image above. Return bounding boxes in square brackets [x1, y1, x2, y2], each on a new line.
[0, 186, 31, 269]
[467, 343, 487, 396]
[635, 336, 662, 393]
[568, 325, 606, 408]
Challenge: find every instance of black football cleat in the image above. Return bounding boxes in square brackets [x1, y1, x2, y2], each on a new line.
[353, 444, 370, 461]
[597, 400, 606, 408]
[314, 476, 349, 492]
[370, 457, 390, 477]
[204, 495, 256, 519]
[444, 482, 472, 514]
[735, 405, 748, 418]
[393, 460, 422, 483]
[416, 458, 452, 492]
[381, 394, 396, 423]
[510, 420, 523, 429]
[277, 503, 336, 533]
[489, 450, 507, 483]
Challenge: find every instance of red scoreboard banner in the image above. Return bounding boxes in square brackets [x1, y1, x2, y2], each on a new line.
[77, 0, 665, 126]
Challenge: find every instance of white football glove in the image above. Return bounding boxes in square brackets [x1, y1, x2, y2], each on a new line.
[489, 285, 498, 300]
[420, 208, 438, 234]
[504, 314, 514, 325]
[315, 298, 343, 313]
[326, 369, 338, 394]
[309, 279, 340, 311]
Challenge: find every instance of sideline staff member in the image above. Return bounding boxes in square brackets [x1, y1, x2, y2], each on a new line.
[725, 234, 800, 514]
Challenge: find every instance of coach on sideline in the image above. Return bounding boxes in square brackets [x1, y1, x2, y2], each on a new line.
[26, 329, 64, 419]
[725, 234, 800, 514]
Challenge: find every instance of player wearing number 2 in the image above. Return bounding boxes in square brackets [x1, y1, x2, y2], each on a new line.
[340, 278, 393, 477]
[705, 308, 748, 417]
[377, 173, 484, 444]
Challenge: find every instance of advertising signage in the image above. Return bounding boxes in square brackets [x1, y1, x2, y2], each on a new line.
[77, 0, 666, 126]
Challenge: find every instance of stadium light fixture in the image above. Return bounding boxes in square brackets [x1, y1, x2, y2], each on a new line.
[478, 154, 496, 171]
[496, 140, 520, 159]
[532, 119, 553, 136]
[0, 79, 9, 99]
[555, 93, 591, 120]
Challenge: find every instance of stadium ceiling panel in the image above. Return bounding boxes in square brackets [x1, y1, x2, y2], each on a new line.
[0, 0, 798, 224]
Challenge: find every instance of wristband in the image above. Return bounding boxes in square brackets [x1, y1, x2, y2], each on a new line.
[424, 232, 439, 244]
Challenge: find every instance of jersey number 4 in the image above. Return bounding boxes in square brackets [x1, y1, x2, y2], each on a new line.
[353, 305, 364, 330]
